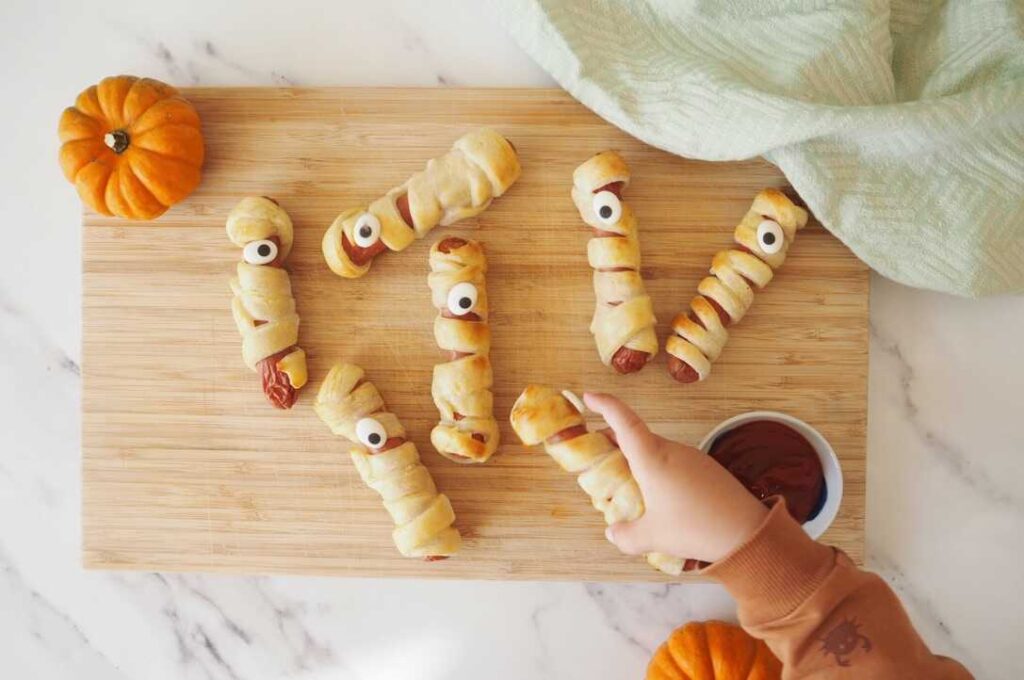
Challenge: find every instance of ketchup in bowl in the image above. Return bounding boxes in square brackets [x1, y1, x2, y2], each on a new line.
[708, 420, 826, 524]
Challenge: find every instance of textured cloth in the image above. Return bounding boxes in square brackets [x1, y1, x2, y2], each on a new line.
[501, 1, 1024, 296]
[705, 501, 973, 677]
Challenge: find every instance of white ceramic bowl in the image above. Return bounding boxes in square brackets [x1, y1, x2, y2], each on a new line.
[697, 411, 843, 540]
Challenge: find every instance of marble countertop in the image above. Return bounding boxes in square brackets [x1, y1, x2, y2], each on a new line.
[2, 1, 1022, 678]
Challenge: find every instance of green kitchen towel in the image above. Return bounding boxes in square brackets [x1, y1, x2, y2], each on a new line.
[501, 0, 1024, 296]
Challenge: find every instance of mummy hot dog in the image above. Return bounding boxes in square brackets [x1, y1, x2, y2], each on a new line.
[666, 189, 808, 383]
[322, 128, 521, 278]
[226, 196, 308, 409]
[509, 385, 683, 575]
[428, 238, 499, 463]
[313, 363, 462, 560]
[571, 151, 658, 374]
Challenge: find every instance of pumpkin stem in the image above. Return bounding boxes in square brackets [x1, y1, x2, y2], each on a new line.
[104, 130, 131, 154]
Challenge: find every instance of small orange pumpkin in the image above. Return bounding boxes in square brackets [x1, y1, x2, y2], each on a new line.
[647, 621, 782, 680]
[58, 75, 204, 220]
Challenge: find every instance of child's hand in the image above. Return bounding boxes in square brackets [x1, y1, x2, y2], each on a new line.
[584, 392, 769, 563]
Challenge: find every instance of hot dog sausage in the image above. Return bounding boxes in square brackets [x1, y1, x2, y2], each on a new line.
[323, 129, 520, 279]
[227, 197, 307, 410]
[428, 238, 500, 463]
[571, 154, 658, 374]
[259, 347, 300, 409]
[667, 355, 701, 384]
[591, 182, 650, 374]
[612, 347, 651, 374]
[665, 189, 809, 384]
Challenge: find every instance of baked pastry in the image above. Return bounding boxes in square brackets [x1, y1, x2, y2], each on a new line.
[313, 363, 462, 559]
[571, 151, 658, 374]
[226, 196, 307, 409]
[322, 128, 521, 278]
[509, 385, 683, 575]
[666, 189, 809, 383]
[427, 237, 499, 463]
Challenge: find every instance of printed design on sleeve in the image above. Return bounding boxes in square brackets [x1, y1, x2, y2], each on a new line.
[820, 617, 872, 667]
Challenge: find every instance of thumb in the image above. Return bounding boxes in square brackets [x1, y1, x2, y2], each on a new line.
[605, 518, 653, 556]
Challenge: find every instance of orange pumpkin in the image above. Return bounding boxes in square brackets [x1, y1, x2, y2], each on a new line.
[58, 75, 204, 220]
[647, 621, 782, 680]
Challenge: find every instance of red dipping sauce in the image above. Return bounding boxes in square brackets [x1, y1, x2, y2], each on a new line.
[708, 420, 825, 524]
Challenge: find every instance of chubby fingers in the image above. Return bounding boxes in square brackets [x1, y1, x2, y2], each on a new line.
[583, 392, 656, 467]
[605, 519, 653, 556]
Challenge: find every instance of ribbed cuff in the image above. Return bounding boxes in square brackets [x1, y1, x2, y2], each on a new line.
[703, 499, 835, 623]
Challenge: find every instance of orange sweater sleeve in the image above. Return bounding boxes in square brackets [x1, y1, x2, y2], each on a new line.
[703, 501, 973, 678]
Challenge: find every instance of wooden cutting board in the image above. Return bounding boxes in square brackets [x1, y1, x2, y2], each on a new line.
[82, 88, 867, 581]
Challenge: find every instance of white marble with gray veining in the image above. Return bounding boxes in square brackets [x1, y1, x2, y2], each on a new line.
[2, 1, 1022, 678]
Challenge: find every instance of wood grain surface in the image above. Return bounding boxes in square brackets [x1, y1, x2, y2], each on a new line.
[82, 88, 867, 581]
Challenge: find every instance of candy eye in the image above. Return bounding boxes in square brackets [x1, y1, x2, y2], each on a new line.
[592, 191, 622, 225]
[353, 213, 382, 248]
[447, 282, 479, 316]
[355, 417, 387, 449]
[756, 219, 785, 255]
[243, 239, 278, 265]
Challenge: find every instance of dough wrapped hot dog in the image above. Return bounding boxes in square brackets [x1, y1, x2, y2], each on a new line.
[428, 237, 499, 463]
[226, 196, 308, 409]
[322, 128, 521, 278]
[314, 363, 462, 559]
[510, 385, 683, 575]
[666, 189, 809, 383]
[571, 151, 658, 374]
